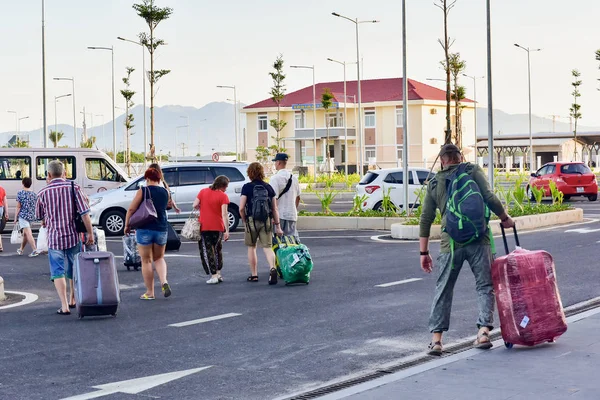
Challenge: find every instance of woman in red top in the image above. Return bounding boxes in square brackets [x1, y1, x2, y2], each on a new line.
[192, 175, 230, 284]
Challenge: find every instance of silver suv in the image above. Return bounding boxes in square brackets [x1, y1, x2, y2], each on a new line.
[89, 162, 249, 236]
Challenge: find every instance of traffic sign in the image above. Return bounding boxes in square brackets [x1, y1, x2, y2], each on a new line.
[212, 153, 219, 162]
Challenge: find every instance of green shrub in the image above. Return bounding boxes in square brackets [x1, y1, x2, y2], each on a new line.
[548, 181, 564, 205]
[315, 190, 338, 214]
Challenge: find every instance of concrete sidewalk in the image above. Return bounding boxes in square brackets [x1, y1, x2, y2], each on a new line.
[319, 308, 600, 400]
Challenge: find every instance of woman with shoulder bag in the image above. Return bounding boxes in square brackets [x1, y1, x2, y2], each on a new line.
[149, 163, 180, 214]
[124, 167, 172, 300]
[192, 175, 230, 284]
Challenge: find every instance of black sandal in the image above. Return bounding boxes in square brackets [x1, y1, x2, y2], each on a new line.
[268, 268, 278, 285]
[247, 276, 258, 282]
[57, 309, 71, 316]
[68, 303, 76, 309]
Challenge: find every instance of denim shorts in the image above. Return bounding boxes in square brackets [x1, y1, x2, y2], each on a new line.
[18, 218, 31, 229]
[49, 244, 80, 281]
[136, 229, 168, 246]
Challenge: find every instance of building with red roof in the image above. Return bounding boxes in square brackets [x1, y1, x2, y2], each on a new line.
[242, 77, 475, 172]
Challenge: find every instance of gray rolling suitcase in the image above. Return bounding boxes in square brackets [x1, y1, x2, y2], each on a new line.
[74, 251, 120, 319]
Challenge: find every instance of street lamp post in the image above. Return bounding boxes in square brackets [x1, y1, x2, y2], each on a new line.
[486, 0, 494, 186]
[54, 93, 71, 136]
[180, 115, 190, 153]
[290, 65, 317, 184]
[514, 44, 541, 171]
[401, 0, 410, 214]
[332, 12, 380, 177]
[117, 36, 147, 165]
[175, 125, 188, 161]
[41, 0, 48, 148]
[327, 58, 358, 177]
[53, 77, 77, 148]
[216, 85, 238, 160]
[88, 46, 116, 161]
[463, 74, 485, 162]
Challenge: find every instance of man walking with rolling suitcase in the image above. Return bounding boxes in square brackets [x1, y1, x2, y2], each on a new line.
[269, 153, 301, 238]
[36, 161, 94, 315]
[419, 144, 515, 356]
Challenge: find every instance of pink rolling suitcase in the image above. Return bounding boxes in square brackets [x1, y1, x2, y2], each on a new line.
[492, 226, 567, 348]
[74, 251, 120, 319]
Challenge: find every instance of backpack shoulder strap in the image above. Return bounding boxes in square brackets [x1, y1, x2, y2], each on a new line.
[279, 175, 293, 198]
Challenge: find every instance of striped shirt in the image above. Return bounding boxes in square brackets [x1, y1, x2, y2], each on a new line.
[35, 178, 90, 250]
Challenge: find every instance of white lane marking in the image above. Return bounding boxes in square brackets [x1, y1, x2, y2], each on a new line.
[60, 366, 212, 400]
[375, 278, 423, 288]
[169, 313, 242, 328]
[564, 227, 600, 234]
[113, 254, 199, 259]
[0, 291, 39, 310]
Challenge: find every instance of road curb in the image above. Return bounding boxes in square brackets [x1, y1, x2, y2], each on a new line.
[276, 295, 600, 400]
[297, 216, 405, 231]
[391, 208, 584, 239]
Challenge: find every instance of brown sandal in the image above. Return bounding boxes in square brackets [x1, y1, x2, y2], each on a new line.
[474, 331, 493, 349]
[427, 341, 443, 356]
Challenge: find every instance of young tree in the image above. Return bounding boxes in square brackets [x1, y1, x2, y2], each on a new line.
[268, 54, 287, 156]
[49, 130, 64, 148]
[81, 136, 97, 149]
[448, 52, 466, 147]
[14, 138, 29, 148]
[570, 69, 582, 161]
[596, 49, 600, 90]
[435, 0, 457, 144]
[133, 0, 173, 162]
[121, 67, 136, 177]
[321, 88, 334, 176]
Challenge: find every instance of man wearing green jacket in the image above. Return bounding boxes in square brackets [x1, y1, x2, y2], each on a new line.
[419, 144, 515, 356]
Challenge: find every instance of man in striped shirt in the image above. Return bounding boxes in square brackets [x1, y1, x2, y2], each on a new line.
[36, 160, 94, 315]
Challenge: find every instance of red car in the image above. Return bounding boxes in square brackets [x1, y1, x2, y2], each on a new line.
[528, 162, 598, 202]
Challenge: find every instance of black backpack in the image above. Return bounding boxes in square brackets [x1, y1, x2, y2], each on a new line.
[250, 184, 271, 222]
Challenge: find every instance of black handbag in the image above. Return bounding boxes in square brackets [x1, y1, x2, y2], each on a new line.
[71, 181, 87, 233]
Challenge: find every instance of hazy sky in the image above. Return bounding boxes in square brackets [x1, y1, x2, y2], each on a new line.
[2, 0, 600, 134]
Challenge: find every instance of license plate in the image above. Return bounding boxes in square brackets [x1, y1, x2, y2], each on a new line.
[577, 187, 584, 193]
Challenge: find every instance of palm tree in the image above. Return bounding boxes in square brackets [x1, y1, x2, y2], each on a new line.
[49, 130, 64, 148]
[81, 136, 97, 149]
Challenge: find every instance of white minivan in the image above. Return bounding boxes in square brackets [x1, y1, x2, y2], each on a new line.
[0, 148, 129, 231]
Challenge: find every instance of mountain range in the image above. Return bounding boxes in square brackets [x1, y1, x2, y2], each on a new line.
[2, 103, 598, 154]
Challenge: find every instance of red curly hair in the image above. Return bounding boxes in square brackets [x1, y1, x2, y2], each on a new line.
[247, 162, 265, 181]
[144, 167, 162, 182]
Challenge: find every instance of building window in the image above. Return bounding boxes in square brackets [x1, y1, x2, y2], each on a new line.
[295, 112, 305, 129]
[396, 108, 404, 127]
[258, 114, 268, 132]
[364, 110, 376, 128]
[397, 147, 403, 162]
[365, 146, 376, 162]
[326, 112, 344, 128]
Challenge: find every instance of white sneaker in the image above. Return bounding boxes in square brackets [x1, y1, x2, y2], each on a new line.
[206, 277, 220, 285]
[16, 249, 23, 256]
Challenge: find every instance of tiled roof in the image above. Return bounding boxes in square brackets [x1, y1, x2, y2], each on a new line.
[244, 77, 472, 109]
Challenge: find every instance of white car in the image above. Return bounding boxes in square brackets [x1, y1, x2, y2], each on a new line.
[355, 167, 436, 211]
[89, 162, 249, 236]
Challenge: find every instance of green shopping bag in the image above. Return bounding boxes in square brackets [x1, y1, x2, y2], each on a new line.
[276, 244, 313, 285]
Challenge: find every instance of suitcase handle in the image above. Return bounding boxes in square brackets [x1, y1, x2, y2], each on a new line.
[500, 224, 520, 255]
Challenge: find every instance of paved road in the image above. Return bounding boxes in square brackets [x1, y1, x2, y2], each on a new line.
[0, 200, 599, 400]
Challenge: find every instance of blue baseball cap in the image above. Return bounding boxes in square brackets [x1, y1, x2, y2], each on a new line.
[272, 153, 289, 162]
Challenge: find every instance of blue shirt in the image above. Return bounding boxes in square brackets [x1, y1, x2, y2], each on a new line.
[17, 190, 38, 222]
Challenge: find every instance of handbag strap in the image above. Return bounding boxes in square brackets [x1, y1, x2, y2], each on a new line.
[70, 181, 78, 218]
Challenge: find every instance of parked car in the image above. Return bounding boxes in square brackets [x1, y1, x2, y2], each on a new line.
[0, 148, 129, 232]
[527, 162, 598, 202]
[89, 162, 249, 236]
[355, 167, 435, 211]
